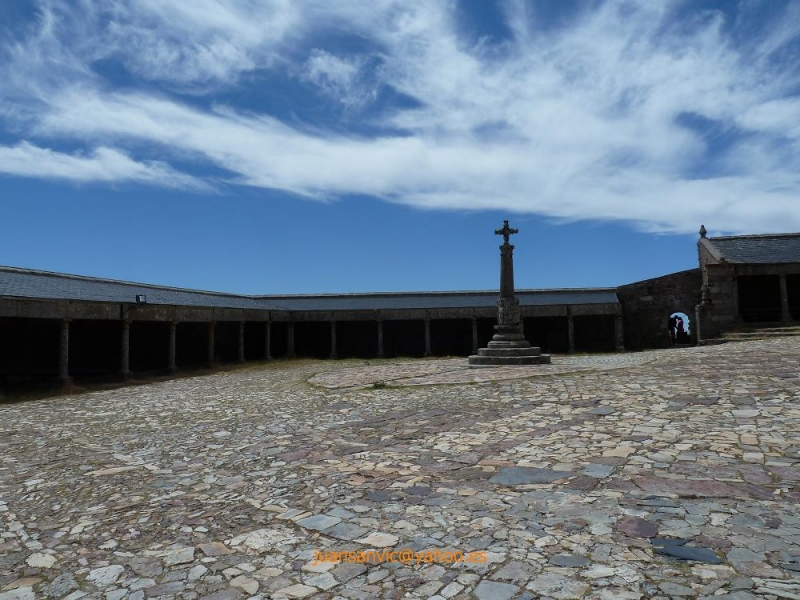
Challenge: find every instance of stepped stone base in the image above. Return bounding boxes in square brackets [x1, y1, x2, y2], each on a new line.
[469, 324, 550, 367]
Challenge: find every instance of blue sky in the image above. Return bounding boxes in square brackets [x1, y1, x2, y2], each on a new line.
[1, 1, 799, 294]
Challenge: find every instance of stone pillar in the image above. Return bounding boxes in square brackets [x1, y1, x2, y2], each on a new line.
[264, 321, 271, 360]
[121, 320, 131, 379]
[424, 317, 432, 357]
[377, 320, 384, 358]
[287, 322, 295, 358]
[168, 322, 177, 373]
[330, 321, 337, 359]
[471, 317, 479, 354]
[59, 319, 71, 385]
[780, 274, 791, 322]
[207, 322, 215, 367]
[237, 321, 245, 363]
[567, 310, 575, 353]
[614, 314, 625, 351]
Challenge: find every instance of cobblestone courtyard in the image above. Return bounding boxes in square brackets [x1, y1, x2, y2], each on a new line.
[1, 338, 800, 600]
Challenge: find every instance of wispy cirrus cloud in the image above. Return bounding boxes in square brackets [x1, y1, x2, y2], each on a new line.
[1, 0, 800, 234]
[0, 142, 208, 189]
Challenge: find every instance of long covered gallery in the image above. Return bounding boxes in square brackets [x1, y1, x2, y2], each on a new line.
[0, 266, 622, 388]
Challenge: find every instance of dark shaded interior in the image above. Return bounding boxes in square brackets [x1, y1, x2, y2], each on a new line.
[787, 275, 800, 320]
[270, 322, 288, 358]
[214, 321, 240, 363]
[523, 316, 568, 353]
[177, 322, 209, 368]
[430, 318, 472, 356]
[0, 317, 60, 382]
[574, 315, 616, 352]
[70, 320, 121, 377]
[738, 275, 781, 322]
[383, 319, 425, 358]
[244, 321, 268, 361]
[296, 321, 331, 359]
[130, 321, 170, 373]
[477, 318, 495, 350]
[337, 321, 378, 358]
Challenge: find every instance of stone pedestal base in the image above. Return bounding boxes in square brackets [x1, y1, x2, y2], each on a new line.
[468, 324, 551, 367]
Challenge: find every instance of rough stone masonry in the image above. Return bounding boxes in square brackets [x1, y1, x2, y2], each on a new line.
[1, 337, 800, 599]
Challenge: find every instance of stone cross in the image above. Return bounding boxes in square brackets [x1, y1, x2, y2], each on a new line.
[495, 220, 518, 246]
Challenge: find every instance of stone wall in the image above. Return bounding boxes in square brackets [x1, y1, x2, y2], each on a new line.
[617, 269, 702, 349]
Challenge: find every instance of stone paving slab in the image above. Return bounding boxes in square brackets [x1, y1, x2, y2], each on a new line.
[308, 353, 658, 389]
[1, 338, 800, 599]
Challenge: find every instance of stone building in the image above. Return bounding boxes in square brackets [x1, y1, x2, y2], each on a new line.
[0, 266, 621, 387]
[695, 229, 800, 341]
[1, 227, 798, 389]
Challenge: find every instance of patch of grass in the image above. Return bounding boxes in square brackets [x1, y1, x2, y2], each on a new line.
[372, 381, 387, 389]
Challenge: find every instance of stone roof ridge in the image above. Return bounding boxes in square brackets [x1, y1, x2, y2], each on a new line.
[257, 287, 617, 299]
[709, 232, 800, 241]
[0, 265, 253, 300]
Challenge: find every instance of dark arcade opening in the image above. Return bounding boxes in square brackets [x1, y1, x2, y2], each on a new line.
[383, 319, 425, 358]
[176, 322, 209, 368]
[214, 321, 239, 363]
[337, 320, 378, 358]
[130, 321, 170, 373]
[295, 321, 331, 359]
[270, 322, 288, 358]
[738, 275, 782, 322]
[787, 275, 800, 320]
[0, 317, 60, 384]
[523, 316, 568, 353]
[574, 315, 616, 352]
[477, 318, 495, 350]
[430, 319, 472, 356]
[70, 320, 121, 378]
[244, 321, 267, 361]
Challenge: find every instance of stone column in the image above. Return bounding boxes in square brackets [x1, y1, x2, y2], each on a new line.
[471, 317, 478, 354]
[207, 322, 216, 367]
[168, 322, 177, 373]
[59, 319, 71, 384]
[121, 320, 131, 379]
[424, 317, 432, 357]
[237, 321, 245, 363]
[614, 314, 625, 351]
[287, 322, 295, 358]
[330, 321, 337, 359]
[567, 310, 575, 353]
[264, 321, 271, 360]
[377, 320, 384, 358]
[780, 274, 791, 322]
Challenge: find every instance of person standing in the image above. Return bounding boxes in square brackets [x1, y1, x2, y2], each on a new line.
[667, 315, 677, 346]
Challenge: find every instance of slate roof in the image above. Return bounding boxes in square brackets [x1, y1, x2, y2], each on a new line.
[0, 266, 619, 311]
[706, 233, 800, 264]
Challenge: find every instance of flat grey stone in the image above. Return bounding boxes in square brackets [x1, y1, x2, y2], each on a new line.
[659, 581, 697, 596]
[527, 573, 590, 598]
[654, 543, 723, 564]
[490, 467, 571, 485]
[324, 522, 369, 541]
[550, 554, 590, 568]
[295, 514, 342, 531]
[46, 572, 78, 597]
[587, 406, 615, 415]
[474, 581, 519, 600]
[491, 561, 537, 582]
[726, 548, 764, 563]
[583, 463, 615, 478]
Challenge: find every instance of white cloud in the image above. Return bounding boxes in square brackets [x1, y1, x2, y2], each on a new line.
[0, 142, 207, 189]
[303, 49, 375, 109]
[1, 0, 800, 234]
